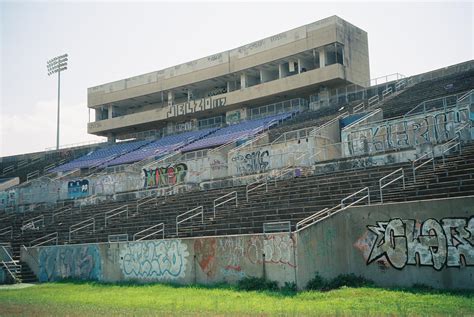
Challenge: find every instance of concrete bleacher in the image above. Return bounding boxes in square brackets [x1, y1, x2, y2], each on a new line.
[2, 140, 474, 266]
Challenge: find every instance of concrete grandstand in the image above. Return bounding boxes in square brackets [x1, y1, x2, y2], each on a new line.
[0, 15, 473, 290]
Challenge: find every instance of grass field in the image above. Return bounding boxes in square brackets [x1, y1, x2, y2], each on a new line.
[0, 281, 473, 316]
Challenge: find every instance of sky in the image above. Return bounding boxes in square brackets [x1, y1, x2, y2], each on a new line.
[0, 1, 473, 157]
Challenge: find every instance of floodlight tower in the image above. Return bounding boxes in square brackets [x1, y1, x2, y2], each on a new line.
[47, 53, 68, 150]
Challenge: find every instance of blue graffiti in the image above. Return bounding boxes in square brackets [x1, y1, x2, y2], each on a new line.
[38, 245, 102, 282]
[120, 240, 189, 280]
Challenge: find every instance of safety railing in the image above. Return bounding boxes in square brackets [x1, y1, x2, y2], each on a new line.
[0, 226, 13, 240]
[136, 196, 157, 213]
[52, 206, 72, 223]
[341, 187, 370, 208]
[22, 215, 44, 231]
[79, 194, 98, 210]
[382, 87, 393, 99]
[368, 95, 380, 108]
[2, 165, 14, 175]
[273, 165, 294, 186]
[17, 160, 28, 169]
[379, 168, 405, 203]
[69, 217, 95, 242]
[263, 221, 291, 233]
[176, 206, 204, 236]
[213, 191, 237, 217]
[108, 234, 129, 243]
[246, 178, 268, 202]
[395, 78, 407, 90]
[21, 245, 40, 268]
[404, 90, 472, 118]
[26, 170, 40, 182]
[412, 152, 435, 183]
[43, 162, 56, 173]
[133, 223, 165, 241]
[104, 205, 129, 228]
[229, 130, 269, 153]
[457, 89, 473, 103]
[353, 102, 365, 113]
[296, 205, 341, 230]
[29, 232, 58, 247]
[1, 260, 20, 283]
[53, 168, 80, 181]
[309, 112, 347, 137]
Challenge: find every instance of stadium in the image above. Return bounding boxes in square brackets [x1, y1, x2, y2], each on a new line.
[1, 13, 473, 310]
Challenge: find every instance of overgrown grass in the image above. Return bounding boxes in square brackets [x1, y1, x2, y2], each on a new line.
[0, 281, 473, 316]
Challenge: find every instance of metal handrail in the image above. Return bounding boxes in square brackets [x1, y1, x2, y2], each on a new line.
[457, 89, 473, 103]
[43, 162, 56, 172]
[412, 152, 435, 183]
[246, 178, 268, 202]
[29, 232, 58, 247]
[0, 227, 13, 240]
[69, 217, 95, 242]
[368, 95, 379, 107]
[108, 234, 129, 243]
[52, 207, 72, 223]
[26, 170, 40, 182]
[353, 102, 365, 113]
[176, 206, 204, 236]
[273, 165, 294, 186]
[2, 165, 14, 175]
[404, 90, 472, 118]
[379, 168, 405, 203]
[133, 223, 165, 241]
[309, 113, 347, 137]
[0, 245, 15, 263]
[382, 87, 393, 99]
[213, 191, 237, 217]
[263, 221, 291, 233]
[22, 215, 44, 228]
[1, 260, 19, 283]
[136, 196, 157, 213]
[105, 205, 129, 228]
[80, 194, 98, 210]
[296, 204, 343, 231]
[341, 187, 370, 208]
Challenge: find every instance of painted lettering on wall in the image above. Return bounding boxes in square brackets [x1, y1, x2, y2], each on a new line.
[359, 217, 474, 270]
[119, 240, 189, 280]
[38, 245, 102, 282]
[167, 97, 226, 118]
[226, 110, 241, 125]
[143, 163, 187, 188]
[232, 150, 270, 175]
[343, 106, 470, 156]
[67, 179, 89, 199]
[248, 234, 296, 267]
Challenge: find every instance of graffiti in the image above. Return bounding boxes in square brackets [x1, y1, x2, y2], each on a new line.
[38, 245, 102, 282]
[220, 266, 247, 279]
[167, 96, 226, 118]
[314, 156, 393, 175]
[20, 222, 39, 232]
[226, 110, 241, 125]
[210, 159, 225, 171]
[343, 106, 470, 156]
[248, 235, 296, 267]
[67, 179, 89, 199]
[232, 150, 270, 175]
[218, 237, 245, 268]
[194, 239, 217, 277]
[143, 163, 187, 188]
[358, 217, 474, 270]
[120, 240, 189, 280]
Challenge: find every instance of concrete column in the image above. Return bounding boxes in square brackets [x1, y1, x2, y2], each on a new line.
[319, 49, 326, 68]
[240, 73, 247, 89]
[168, 91, 174, 106]
[187, 90, 193, 101]
[279, 63, 289, 78]
[298, 58, 311, 73]
[108, 105, 113, 119]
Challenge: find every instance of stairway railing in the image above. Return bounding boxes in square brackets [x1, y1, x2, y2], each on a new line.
[69, 217, 95, 242]
[213, 191, 237, 217]
[379, 168, 405, 203]
[133, 223, 165, 241]
[176, 206, 203, 236]
[104, 205, 129, 228]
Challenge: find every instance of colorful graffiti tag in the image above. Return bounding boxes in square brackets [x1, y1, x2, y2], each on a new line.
[343, 106, 470, 156]
[356, 217, 474, 270]
[38, 245, 102, 282]
[67, 179, 89, 199]
[143, 163, 188, 188]
[120, 240, 189, 280]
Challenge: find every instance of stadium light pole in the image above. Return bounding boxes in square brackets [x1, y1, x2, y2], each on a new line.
[47, 53, 68, 150]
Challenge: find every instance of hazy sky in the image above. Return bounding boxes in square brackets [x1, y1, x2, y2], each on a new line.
[0, 1, 473, 157]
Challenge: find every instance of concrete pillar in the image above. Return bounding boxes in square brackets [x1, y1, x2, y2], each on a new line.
[187, 90, 193, 101]
[319, 49, 326, 68]
[108, 105, 113, 119]
[298, 58, 311, 73]
[168, 91, 174, 106]
[279, 63, 289, 78]
[240, 73, 247, 89]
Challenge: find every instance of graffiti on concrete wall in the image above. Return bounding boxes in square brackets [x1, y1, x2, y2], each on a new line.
[355, 217, 474, 270]
[343, 106, 470, 156]
[232, 150, 270, 175]
[67, 179, 89, 199]
[143, 163, 187, 188]
[226, 110, 241, 125]
[167, 96, 226, 118]
[248, 235, 296, 267]
[38, 245, 102, 282]
[120, 240, 189, 280]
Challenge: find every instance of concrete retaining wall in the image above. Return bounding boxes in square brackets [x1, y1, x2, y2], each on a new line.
[21, 196, 474, 290]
